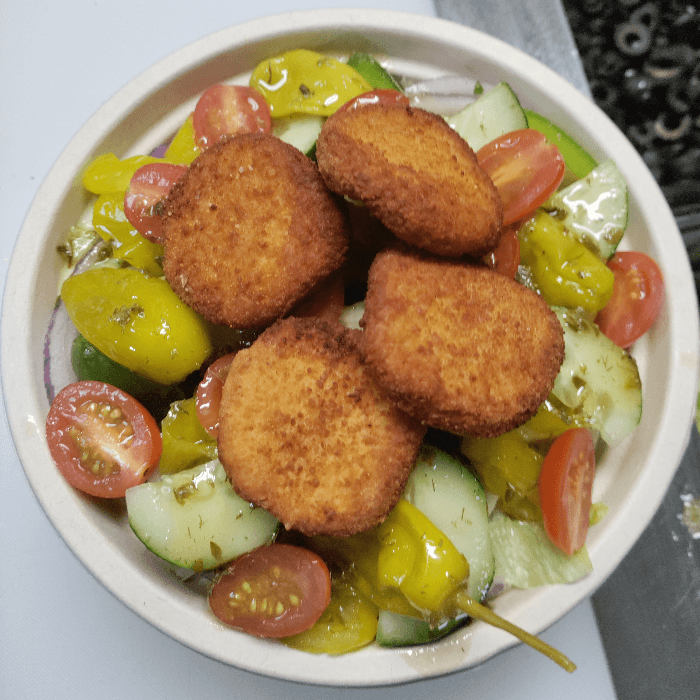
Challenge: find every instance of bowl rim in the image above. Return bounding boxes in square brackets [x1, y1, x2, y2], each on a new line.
[3, 7, 699, 687]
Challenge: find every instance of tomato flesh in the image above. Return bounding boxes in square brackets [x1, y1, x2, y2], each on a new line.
[483, 222, 521, 278]
[209, 544, 332, 638]
[192, 84, 271, 149]
[539, 428, 595, 555]
[195, 353, 237, 438]
[46, 380, 162, 498]
[477, 128, 565, 226]
[595, 251, 664, 349]
[339, 89, 409, 111]
[124, 163, 187, 242]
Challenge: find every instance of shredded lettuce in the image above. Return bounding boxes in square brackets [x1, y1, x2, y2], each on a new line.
[490, 512, 593, 589]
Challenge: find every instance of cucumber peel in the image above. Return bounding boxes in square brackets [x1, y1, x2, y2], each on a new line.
[375, 610, 466, 647]
[376, 447, 494, 648]
[525, 109, 597, 180]
[126, 460, 279, 570]
[347, 52, 402, 91]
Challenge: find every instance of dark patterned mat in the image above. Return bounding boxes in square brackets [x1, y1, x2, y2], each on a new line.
[562, 0, 700, 282]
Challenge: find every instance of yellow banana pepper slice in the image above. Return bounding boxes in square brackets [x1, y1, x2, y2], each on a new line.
[376, 499, 469, 615]
[250, 49, 372, 117]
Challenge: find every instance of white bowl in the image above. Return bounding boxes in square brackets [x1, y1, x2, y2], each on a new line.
[3, 8, 698, 687]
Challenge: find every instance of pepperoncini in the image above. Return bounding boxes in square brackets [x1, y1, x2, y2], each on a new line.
[249, 49, 372, 117]
[164, 115, 201, 165]
[310, 502, 576, 671]
[61, 267, 212, 385]
[82, 153, 166, 195]
[92, 192, 164, 276]
[377, 499, 470, 615]
[462, 402, 571, 522]
[519, 209, 614, 314]
[282, 574, 378, 655]
[159, 398, 218, 474]
[376, 501, 576, 672]
[309, 531, 419, 618]
[462, 431, 543, 522]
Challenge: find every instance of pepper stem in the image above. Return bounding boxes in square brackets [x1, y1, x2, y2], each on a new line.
[452, 590, 577, 673]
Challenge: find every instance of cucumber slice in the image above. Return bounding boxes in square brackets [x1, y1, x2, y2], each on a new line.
[525, 110, 597, 180]
[375, 610, 466, 647]
[447, 82, 528, 152]
[376, 447, 494, 648]
[404, 447, 494, 600]
[543, 159, 628, 260]
[273, 115, 325, 157]
[551, 307, 642, 446]
[126, 459, 279, 570]
[347, 52, 402, 91]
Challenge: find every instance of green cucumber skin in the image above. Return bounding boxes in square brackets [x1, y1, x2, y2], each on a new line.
[375, 610, 467, 648]
[347, 52, 402, 91]
[552, 307, 642, 446]
[126, 460, 278, 570]
[377, 447, 494, 648]
[525, 109, 597, 180]
[544, 159, 628, 261]
[448, 82, 528, 152]
[404, 446, 494, 601]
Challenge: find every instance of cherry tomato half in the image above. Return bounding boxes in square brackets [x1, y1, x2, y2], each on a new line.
[477, 128, 565, 226]
[595, 251, 664, 349]
[483, 222, 521, 278]
[124, 163, 187, 242]
[539, 427, 595, 555]
[45, 380, 162, 499]
[339, 89, 410, 111]
[195, 353, 237, 438]
[192, 84, 272, 149]
[209, 544, 332, 638]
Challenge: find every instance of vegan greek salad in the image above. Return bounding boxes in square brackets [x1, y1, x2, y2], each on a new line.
[44, 48, 664, 671]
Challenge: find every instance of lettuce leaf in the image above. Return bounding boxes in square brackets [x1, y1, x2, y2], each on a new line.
[490, 512, 593, 589]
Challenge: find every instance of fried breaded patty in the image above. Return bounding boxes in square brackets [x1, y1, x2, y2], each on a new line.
[162, 133, 349, 330]
[361, 247, 565, 437]
[217, 317, 425, 537]
[316, 103, 502, 258]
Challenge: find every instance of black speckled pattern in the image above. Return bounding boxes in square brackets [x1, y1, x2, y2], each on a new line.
[563, 0, 700, 286]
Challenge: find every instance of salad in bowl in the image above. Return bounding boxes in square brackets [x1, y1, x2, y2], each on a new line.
[3, 10, 698, 686]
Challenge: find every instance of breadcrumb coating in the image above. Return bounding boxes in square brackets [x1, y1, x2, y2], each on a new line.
[217, 317, 426, 536]
[316, 103, 502, 258]
[361, 247, 565, 437]
[163, 133, 349, 330]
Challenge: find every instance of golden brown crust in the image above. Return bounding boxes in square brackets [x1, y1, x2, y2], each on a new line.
[162, 133, 349, 329]
[217, 317, 426, 536]
[316, 104, 502, 258]
[361, 247, 565, 437]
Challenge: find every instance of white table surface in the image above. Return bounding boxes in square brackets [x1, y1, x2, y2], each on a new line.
[0, 1, 617, 698]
